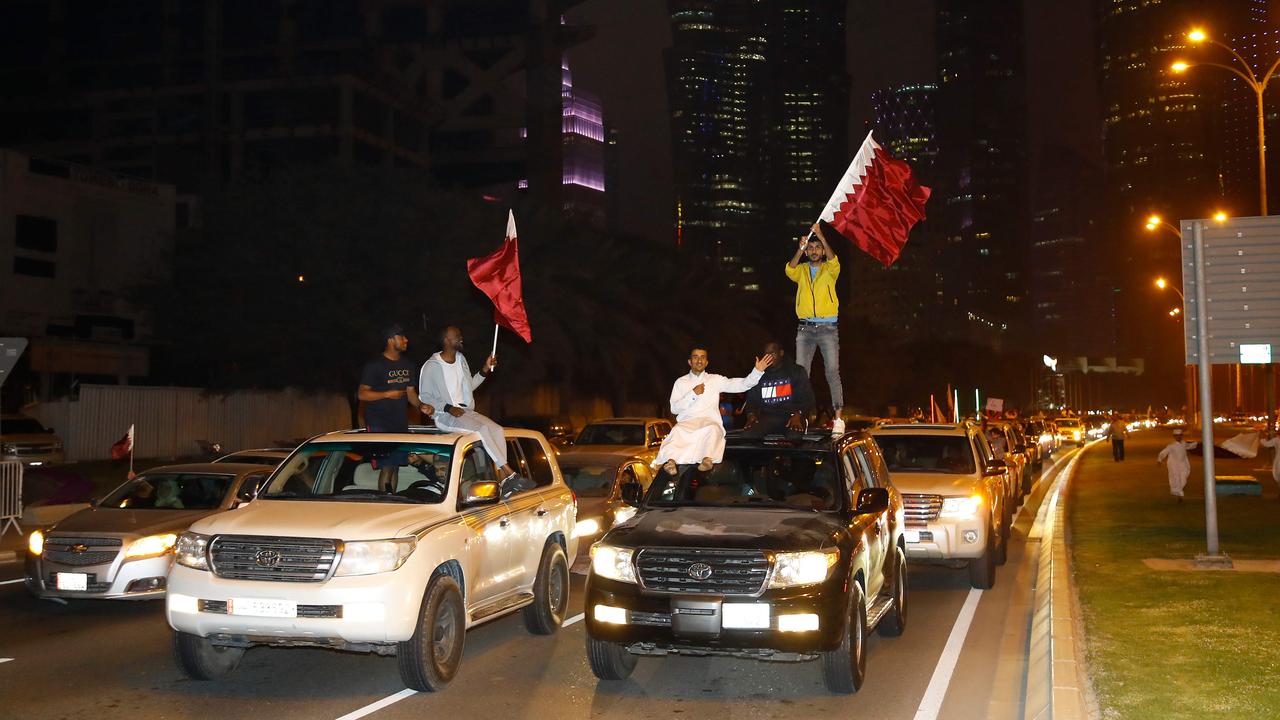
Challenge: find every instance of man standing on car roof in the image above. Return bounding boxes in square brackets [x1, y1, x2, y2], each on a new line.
[357, 323, 422, 433]
[786, 222, 844, 434]
[742, 341, 815, 437]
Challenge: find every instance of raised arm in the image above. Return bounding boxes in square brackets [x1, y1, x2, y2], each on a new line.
[721, 354, 775, 393]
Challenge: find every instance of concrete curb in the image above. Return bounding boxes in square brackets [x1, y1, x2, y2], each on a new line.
[1024, 444, 1096, 720]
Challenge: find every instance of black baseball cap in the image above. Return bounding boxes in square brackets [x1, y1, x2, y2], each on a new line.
[382, 323, 406, 339]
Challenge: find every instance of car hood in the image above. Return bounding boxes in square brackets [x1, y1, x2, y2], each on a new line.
[51, 506, 214, 537]
[186, 499, 450, 540]
[889, 472, 984, 496]
[566, 444, 648, 457]
[603, 506, 844, 551]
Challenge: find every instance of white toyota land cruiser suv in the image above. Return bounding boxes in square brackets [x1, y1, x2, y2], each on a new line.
[165, 427, 577, 691]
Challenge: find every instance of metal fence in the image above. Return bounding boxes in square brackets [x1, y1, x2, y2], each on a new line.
[28, 385, 352, 462]
[0, 461, 22, 537]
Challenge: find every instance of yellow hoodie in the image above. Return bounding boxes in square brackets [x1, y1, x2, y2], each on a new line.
[784, 256, 841, 319]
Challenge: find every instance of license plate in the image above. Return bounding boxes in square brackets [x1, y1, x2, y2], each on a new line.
[56, 572, 88, 591]
[228, 598, 297, 618]
[903, 530, 922, 543]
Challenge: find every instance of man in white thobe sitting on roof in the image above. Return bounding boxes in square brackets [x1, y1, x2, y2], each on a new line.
[656, 347, 774, 475]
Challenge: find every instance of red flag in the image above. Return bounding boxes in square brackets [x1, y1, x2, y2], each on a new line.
[110, 424, 134, 460]
[467, 210, 532, 343]
[818, 131, 931, 267]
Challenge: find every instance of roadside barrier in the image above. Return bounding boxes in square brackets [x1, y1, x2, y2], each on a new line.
[0, 461, 22, 538]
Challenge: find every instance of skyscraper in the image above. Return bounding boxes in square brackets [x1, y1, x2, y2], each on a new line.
[666, 0, 848, 292]
[1096, 0, 1265, 399]
[560, 59, 609, 227]
[933, 0, 1030, 348]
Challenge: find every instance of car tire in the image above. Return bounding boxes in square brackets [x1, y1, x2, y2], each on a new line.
[586, 635, 638, 680]
[172, 631, 245, 681]
[968, 533, 996, 589]
[878, 548, 908, 638]
[1001, 502, 1013, 539]
[398, 574, 466, 692]
[994, 519, 1008, 566]
[822, 581, 868, 694]
[523, 541, 569, 635]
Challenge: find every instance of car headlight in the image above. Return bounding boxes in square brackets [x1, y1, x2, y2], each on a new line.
[174, 532, 211, 570]
[28, 529, 44, 555]
[590, 544, 637, 584]
[613, 506, 637, 526]
[125, 533, 179, 559]
[940, 495, 983, 519]
[768, 549, 839, 589]
[574, 517, 601, 538]
[335, 538, 416, 576]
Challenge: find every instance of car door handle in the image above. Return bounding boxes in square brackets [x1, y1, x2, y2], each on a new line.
[535, 508, 549, 517]
[499, 517, 510, 528]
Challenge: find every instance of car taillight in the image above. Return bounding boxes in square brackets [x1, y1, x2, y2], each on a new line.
[571, 490, 577, 508]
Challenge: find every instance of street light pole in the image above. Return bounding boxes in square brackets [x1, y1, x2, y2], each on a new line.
[1190, 219, 1229, 564]
[1174, 30, 1280, 215]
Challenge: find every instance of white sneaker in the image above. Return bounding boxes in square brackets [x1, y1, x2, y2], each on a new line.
[831, 418, 846, 435]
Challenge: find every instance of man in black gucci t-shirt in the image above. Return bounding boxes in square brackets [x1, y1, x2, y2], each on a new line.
[357, 323, 422, 433]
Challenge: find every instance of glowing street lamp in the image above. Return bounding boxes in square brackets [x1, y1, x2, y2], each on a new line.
[1171, 27, 1280, 215]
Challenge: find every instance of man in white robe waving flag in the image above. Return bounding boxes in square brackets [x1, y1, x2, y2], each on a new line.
[813, 130, 931, 267]
[656, 347, 774, 475]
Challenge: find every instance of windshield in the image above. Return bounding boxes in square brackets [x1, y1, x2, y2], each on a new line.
[560, 462, 619, 497]
[102, 473, 234, 510]
[1057, 420, 1082, 429]
[576, 424, 645, 446]
[645, 448, 843, 511]
[876, 435, 977, 474]
[260, 441, 453, 504]
[1, 417, 46, 434]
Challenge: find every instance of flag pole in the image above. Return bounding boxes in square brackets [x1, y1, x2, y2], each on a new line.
[491, 324, 499, 359]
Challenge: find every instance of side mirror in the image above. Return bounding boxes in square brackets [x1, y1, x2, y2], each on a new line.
[984, 460, 1007, 476]
[620, 482, 644, 507]
[461, 481, 501, 507]
[648, 439, 661, 449]
[854, 487, 890, 515]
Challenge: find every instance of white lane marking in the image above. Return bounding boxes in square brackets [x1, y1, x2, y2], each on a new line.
[332, 612, 586, 720]
[335, 688, 418, 720]
[0, 578, 24, 586]
[913, 588, 984, 720]
[0, 658, 13, 664]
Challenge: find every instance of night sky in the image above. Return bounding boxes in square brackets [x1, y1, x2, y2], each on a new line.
[566, 0, 1100, 246]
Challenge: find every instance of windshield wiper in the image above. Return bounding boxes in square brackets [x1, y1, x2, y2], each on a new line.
[328, 492, 425, 504]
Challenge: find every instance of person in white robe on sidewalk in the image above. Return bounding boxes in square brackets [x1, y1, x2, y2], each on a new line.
[656, 347, 774, 474]
[1156, 428, 1198, 501]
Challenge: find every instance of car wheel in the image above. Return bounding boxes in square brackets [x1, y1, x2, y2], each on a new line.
[878, 548, 908, 638]
[398, 574, 466, 692]
[822, 581, 868, 693]
[1001, 501, 1013, 539]
[523, 541, 569, 635]
[586, 634, 638, 680]
[994, 516, 1009, 566]
[172, 631, 245, 680]
[968, 532, 996, 589]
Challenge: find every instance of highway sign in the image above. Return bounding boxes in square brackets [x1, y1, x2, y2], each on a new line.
[1181, 215, 1280, 365]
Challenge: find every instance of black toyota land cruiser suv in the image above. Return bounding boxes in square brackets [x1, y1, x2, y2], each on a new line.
[583, 431, 907, 694]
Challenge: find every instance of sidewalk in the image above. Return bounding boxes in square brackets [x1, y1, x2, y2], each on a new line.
[1068, 430, 1280, 720]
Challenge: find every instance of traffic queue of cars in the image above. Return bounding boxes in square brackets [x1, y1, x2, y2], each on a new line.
[20, 413, 1056, 696]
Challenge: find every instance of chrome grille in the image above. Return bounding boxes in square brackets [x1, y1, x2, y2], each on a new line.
[43, 536, 122, 567]
[636, 548, 769, 595]
[902, 494, 943, 525]
[198, 599, 340, 618]
[209, 535, 338, 582]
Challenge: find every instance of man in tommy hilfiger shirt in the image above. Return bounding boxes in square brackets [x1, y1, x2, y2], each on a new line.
[742, 341, 815, 436]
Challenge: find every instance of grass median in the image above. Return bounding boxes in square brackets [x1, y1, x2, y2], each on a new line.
[1069, 430, 1280, 719]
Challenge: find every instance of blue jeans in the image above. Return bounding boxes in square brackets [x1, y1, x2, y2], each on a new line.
[796, 323, 843, 411]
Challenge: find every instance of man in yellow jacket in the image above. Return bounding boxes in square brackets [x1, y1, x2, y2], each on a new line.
[785, 222, 844, 433]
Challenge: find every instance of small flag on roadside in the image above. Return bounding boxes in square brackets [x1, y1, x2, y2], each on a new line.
[110, 424, 134, 460]
[815, 130, 931, 267]
[467, 210, 533, 343]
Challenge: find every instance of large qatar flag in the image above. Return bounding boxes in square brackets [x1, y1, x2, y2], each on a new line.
[816, 131, 931, 267]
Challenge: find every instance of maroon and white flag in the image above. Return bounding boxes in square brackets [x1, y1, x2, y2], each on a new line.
[110, 424, 134, 460]
[816, 130, 931, 267]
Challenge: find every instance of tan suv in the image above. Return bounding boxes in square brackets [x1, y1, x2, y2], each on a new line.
[871, 424, 1008, 589]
